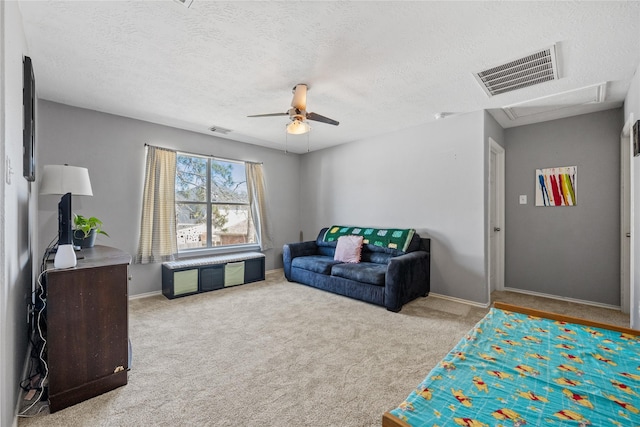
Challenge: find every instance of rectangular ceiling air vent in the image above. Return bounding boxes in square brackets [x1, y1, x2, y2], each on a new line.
[209, 125, 232, 134]
[474, 45, 559, 97]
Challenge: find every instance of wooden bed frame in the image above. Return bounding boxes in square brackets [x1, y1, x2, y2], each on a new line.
[381, 302, 639, 427]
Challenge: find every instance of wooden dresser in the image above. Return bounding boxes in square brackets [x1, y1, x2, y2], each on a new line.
[45, 245, 131, 413]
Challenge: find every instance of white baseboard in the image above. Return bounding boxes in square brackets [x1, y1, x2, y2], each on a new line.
[129, 290, 162, 300]
[129, 268, 282, 300]
[428, 292, 490, 309]
[501, 287, 621, 311]
[14, 341, 33, 425]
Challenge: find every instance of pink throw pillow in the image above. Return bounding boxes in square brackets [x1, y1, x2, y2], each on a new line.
[334, 235, 364, 263]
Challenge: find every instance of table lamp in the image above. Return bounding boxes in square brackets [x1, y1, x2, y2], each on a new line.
[40, 165, 93, 268]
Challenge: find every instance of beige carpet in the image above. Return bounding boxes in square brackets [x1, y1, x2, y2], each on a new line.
[18, 271, 629, 426]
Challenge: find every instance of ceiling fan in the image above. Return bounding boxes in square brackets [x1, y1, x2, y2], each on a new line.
[248, 84, 339, 134]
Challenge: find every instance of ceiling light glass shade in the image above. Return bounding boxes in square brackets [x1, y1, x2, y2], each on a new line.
[39, 164, 93, 196]
[286, 119, 310, 135]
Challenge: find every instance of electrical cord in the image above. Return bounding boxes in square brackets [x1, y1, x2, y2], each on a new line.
[19, 237, 61, 417]
[18, 269, 53, 417]
[40, 234, 59, 273]
[22, 294, 44, 391]
[21, 236, 85, 416]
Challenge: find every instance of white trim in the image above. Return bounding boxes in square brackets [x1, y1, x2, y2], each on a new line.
[502, 287, 622, 311]
[633, 111, 638, 330]
[1, 1, 10, 425]
[488, 138, 505, 301]
[129, 290, 162, 300]
[14, 342, 33, 422]
[621, 114, 634, 315]
[128, 268, 280, 300]
[428, 292, 491, 309]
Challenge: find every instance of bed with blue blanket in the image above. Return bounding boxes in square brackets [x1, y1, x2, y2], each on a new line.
[383, 303, 640, 427]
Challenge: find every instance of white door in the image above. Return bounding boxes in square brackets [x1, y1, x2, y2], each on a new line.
[489, 139, 505, 298]
[621, 117, 632, 314]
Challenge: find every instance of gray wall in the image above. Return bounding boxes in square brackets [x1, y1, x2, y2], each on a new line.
[504, 108, 623, 306]
[299, 111, 489, 305]
[2, 2, 36, 426]
[484, 111, 506, 148]
[37, 101, 301, 296]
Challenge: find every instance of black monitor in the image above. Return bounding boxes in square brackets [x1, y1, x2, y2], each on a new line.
[58, 192, 72, 245]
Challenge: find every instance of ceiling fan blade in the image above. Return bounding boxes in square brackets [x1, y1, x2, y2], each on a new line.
[306, 112, 339, 126]
[247, 112, 288, 118]
[291, 84, 307, 110]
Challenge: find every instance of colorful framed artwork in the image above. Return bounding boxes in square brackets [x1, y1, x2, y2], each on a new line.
[535, 166, 576, 207]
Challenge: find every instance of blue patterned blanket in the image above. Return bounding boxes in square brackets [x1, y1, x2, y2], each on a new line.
[389, 307, 640, 426]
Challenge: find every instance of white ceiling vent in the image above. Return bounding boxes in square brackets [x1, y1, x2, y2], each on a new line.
[475, 45, 559, 97]
[209, 125, 232, 134]
[502, 82, 607, 120]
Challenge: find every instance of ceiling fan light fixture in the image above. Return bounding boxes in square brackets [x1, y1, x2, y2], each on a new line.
[286, 119, 310, 135]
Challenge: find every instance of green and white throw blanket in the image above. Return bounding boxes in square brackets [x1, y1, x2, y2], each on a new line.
[323, 225, 415, 252]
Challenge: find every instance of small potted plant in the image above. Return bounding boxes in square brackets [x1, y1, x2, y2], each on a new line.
[73, 214, 109, 248]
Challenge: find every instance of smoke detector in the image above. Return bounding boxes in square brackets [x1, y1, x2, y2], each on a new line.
[474, 45, 559, 97]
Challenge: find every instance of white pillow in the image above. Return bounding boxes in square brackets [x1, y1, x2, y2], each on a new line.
[334, 235, 364, 263]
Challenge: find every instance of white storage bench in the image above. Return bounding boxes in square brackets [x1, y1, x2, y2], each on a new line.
[161, 252, 265, 299]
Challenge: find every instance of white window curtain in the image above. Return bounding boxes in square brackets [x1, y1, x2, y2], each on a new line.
[135, 145, 178, 264]
[246, 162, 273, 251]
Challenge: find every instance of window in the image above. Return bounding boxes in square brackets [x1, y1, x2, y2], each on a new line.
[175, 153, 257, 252]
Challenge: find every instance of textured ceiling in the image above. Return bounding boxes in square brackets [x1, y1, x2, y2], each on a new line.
[17, 1, 640, 153]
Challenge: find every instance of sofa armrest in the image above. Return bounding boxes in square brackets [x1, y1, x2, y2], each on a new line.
[385, 251, 430, 312]
[282, 241, 318, 280]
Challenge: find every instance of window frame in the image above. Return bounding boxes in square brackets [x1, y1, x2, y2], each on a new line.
[175, 152, 259, 256]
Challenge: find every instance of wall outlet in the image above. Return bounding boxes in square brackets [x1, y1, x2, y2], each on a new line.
[519, 195, 527, 204]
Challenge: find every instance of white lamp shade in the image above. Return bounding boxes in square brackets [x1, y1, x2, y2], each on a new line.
[40, 165, 93, 196]
[286, 119, 310, 135]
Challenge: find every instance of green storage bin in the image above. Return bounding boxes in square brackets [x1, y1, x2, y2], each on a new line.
[173, 269, 199, 295]
[224, 261, 245, 287]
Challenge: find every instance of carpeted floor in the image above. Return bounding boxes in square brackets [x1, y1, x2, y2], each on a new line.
[18, 270, 630, 426]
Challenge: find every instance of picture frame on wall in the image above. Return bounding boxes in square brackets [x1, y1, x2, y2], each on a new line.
[635, 120, 640, 157]
[535, 166, 577, 207]
[23, 56, 35, 182]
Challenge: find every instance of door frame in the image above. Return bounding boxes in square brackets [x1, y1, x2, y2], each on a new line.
[488, 138, 505, 299]
[621, 114, 635, 316]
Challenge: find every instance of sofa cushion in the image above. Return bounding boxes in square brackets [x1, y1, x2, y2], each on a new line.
[334, 235, 364, 263]
[331, 262, 387, 286]
[291, 255, 342, 275]
[316, 228, 337, 247]
[318, 246, 336, 257]
[361, 251, 393, 264]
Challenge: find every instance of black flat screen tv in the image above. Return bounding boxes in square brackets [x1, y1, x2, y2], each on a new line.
[23, 56, 35, 181]
[58, 192, 72, 246]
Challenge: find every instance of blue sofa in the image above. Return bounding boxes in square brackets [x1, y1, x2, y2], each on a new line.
[283, 227, 430, 312]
